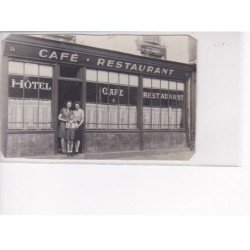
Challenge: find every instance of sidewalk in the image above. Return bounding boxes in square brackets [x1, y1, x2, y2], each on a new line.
[26, 149, 194, 161]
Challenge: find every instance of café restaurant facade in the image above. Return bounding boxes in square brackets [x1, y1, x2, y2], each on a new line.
[0, 34, 196, 158]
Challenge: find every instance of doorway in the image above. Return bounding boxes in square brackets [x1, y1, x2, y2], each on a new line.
[58, 80, 83, 154]
[58, 80, 82, 110]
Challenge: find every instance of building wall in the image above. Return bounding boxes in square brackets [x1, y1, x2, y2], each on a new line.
[75, 35, 193, 63]
[86, 132, 140, 153]
[85, 131, 186, 154]
[1, 34, 194, 158]
[0, 34, 3, 155]
[143, 131, 186, 150]
[6, 133, 54, 157]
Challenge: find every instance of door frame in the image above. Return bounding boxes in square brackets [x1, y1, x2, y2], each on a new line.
[54, 64, 85, 154]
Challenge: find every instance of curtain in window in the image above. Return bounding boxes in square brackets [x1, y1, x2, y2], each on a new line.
[169, 107, 177, 128]
[86, 70, 138, 129]
[152, 107, 161, 129]
[86, 104, 138, 129]
[86, 103, 97, 129]
[8, 98, 52, 130]
[8, 61, 53, 130]
[109, 105, 119, 129]
[177, 108, 183, 128]
[97, 104, 109, 129]
[39, 100, 52, 129]
[128, 106, 137, 129]
[143, 107, 151, 129]
[8, 98, 24, 129]
[24, 99, 39, 129]
[160, 108, 169, 129]
[119, 105, 128, 129]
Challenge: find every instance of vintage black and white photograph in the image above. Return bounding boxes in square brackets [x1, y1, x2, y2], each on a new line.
[0, 33, 196, 160]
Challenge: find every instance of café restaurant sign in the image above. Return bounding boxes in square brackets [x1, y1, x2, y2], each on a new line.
[4, 41, 191, 80]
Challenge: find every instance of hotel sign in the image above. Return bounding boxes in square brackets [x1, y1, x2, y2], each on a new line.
[4, 41, 191, 80]
[8, 75, 52, 99]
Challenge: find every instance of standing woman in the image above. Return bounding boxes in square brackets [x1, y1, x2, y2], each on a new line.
[73, 101, 84, 154]
[58, 100, 73, 154]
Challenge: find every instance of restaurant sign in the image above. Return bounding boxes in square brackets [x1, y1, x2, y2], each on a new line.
[4, 41, 191, 80]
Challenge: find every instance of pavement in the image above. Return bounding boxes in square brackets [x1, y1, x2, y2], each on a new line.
[26, 149, 194, 161]
[116, 150, 194, 161]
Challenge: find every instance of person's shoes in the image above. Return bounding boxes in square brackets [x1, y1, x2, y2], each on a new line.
[75, 151, 79, 155]
[67, 152, 70, 156]
[70, 153, 74, 156]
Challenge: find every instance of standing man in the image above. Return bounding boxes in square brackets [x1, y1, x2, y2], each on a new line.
[73, 101, 84, 154]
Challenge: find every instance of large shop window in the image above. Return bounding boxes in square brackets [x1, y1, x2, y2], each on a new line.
[8, 61, 53, 130]
[86, 69, 138, 129]
[143, 77, 185, 129]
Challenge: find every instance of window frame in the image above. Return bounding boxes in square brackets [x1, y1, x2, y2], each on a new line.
[142, 76, 186, 131]
[7, 59, 55, 132]
[85, 69, 139, 130]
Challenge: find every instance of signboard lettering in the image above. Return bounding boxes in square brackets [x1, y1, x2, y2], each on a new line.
[4, 41, 192, 80]
[143, 91, 184, 101]
[39, 49, 79, 62]
[101, 87, 124, 97]
[9, 75, 52, 99]
[96, 58, 175, 76]
[11, 79, 52, 90]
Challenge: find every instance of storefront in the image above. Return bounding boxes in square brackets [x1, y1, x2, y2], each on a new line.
[0, 34, 196, 158]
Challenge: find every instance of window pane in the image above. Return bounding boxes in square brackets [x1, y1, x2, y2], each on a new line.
[9, 61, 24, 75]
[39, 100, 52, 129]
[152, 79, 160, 89]
[86, 72, 138, 130]
[24, 77, 39, 98]
[129, 87, 138, 106]
[86, 103, 97, 129]
[39, 77, 52, 99]
[109, 105, 119, 129]
[109, 72, 119, 84]
[169, 81, 176, 90]
[8, 98, 24, 129]
[9, 75, 23, 98]
[169, 107, 177, 129]
[143, 107, 151, 129]
[8, 61, 53, 130]
[86, 82, 97, 103]
[98, 83, 122, 105]
[152, 107, 161, 129]
[24, 63, 39, 76]
[129, 106, 137, 129]
[119, 73, 129, 85]
[143, 77, 151, 88]
[97, 104, 109, 128]
[119, 105, 128, 129]
[24, 99, 39, 129]
[129, 75, 138, 86]
[60, 65, 79, 78]
[176, 84, 185, 129]
[39, 65, 53, 77]
[161, 108, 169, 129]
[161, 80, 169, 90]
[98, 70, 108, 82]
[177, 82, 184, 91]
[143, 77, 152, 129]
[86, 69, 97, 81]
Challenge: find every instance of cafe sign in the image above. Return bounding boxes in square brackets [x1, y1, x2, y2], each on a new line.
[4, 41, 192, 80]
